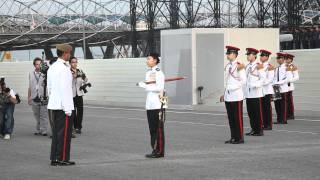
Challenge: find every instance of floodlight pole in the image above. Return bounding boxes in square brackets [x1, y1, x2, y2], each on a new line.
[82, 0, 86, 59]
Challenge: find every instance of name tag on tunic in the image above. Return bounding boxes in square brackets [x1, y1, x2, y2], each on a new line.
[149, 73, 156, 81]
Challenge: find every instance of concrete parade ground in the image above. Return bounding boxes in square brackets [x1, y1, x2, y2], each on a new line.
[0, 102, 320, 180]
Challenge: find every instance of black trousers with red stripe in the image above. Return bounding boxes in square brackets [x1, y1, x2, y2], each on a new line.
[261, 94, 273, 129]
[146, 109, 165, 155]
[225, 101, 244, 141]
[287, 91, 295, 119]
[274, 93, 287, 124]
[50, 110, 73, 161]
[246, 98, 264, 134]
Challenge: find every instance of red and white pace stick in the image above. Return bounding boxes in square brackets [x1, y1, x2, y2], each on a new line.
[136, 76, 186, 86]
[145, 76, 186, 84]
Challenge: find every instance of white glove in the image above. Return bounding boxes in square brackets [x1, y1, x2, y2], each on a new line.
[65, 111, 72, 117]
[138, 81, 147, 88]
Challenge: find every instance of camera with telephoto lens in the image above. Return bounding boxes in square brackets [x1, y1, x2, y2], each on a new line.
[0, 78, 9, 93]
[76, 69, 86, 80]
[40, 60, 49, 75]
[0, 77, 4, 84]
[79, 83, 91, 93]
[0, 78, 21, 104]
[76, 70, 91, 93]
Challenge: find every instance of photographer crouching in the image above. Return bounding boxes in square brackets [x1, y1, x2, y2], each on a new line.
[70, 57, 91, 135]
[28, 57, 49, 136]
[0, 78, 18, 140]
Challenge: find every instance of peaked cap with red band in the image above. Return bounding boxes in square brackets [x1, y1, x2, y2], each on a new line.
[285, 53, 295, 59]
[276, 52, 286, 58]
[225, 45, 240, 54]
[260, 49, 272, 56]
[245, 47, 259, 55]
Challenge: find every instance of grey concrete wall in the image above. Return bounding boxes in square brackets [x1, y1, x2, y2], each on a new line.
[195, 33, 224, 105]
[161, 29, 193, 105]
[283, 49, 320, 111]
[161, 28, 279, 106]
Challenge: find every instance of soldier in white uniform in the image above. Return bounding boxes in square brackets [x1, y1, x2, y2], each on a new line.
[245, 48, 265, 136]
[285, 53, 299, 120]
[273, 53, 289, 124]
[260, 49, 275, 130]
[47, 44, 75, 166]
[138, 53, 165, 158]
[221, 46, 246, 144]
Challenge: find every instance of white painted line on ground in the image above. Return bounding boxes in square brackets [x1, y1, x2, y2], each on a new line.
[168, 121, 318, 135]
[85, 105, 320, 122]
[293, 118, 320, 122]
[88, 114, 319, 135]
[272, 129, 319, 135]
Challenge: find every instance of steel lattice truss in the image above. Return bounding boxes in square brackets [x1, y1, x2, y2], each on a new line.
[0, 0, 319, 57]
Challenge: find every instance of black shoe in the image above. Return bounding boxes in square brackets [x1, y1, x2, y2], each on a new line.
[287, 116, 295, 120]
[50, 161, 59, 166]
[145, 150, 155, 158]
[145, 151, 164, 158]
[34, 132, 40, 136]
[225, 138, 235, 144]
[145, 152, 156, 158]
[231, 139, 244, 144]
[57, 161, 76, 166]
[245, 131, 255, 136]
[62, 161, 76, 165]
[264, 127, 272, 130]
[252, 132, 264, 136]
[75, 129, 81, 134]
[72, 133, 76, 138]
[152, 153, 164, 158]
[146, 153, 164, 158]
[41, 133, 48, 136]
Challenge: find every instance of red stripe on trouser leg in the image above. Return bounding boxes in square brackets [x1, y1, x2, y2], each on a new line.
[62, 115, 69, 161]
[238, 101, 243, 139]
[284, 93, 287, 123]
[291, 92, 294, 116]
[270, 95, 273, 128]
[259, 98, 263, 131]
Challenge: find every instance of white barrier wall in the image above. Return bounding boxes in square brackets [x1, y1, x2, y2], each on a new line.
[0, 58, 147, 107]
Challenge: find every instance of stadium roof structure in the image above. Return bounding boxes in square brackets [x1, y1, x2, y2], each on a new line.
[0, 0, 319, 56]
